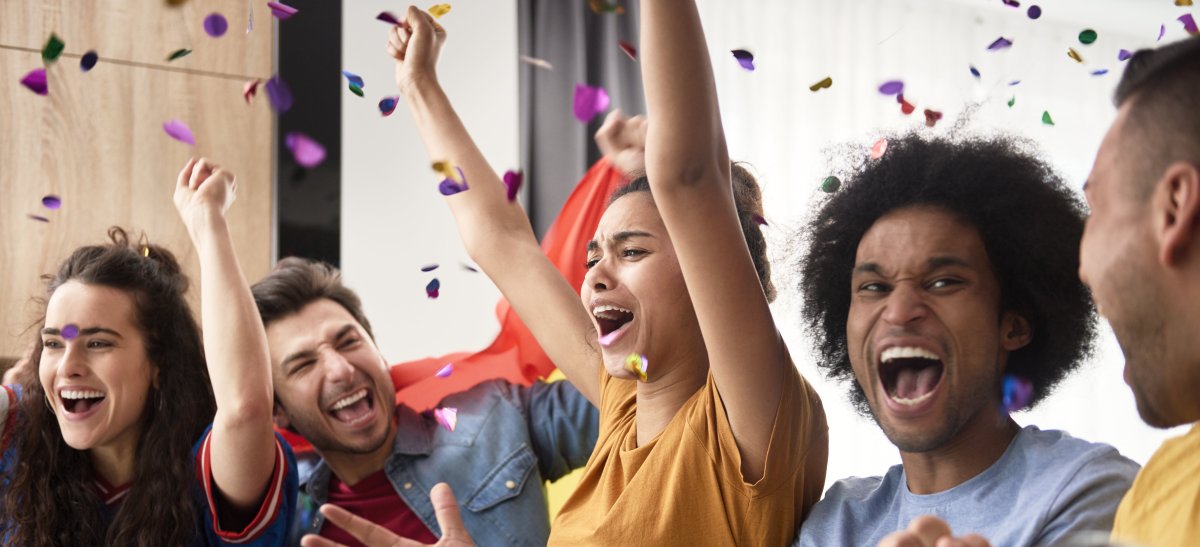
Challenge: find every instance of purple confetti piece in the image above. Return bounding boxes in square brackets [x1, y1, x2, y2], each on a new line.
[426, 278, 441, 299]
[1027, 5, 1041, 19]
[342, 70, 364, 88]
[462, 264, 479, 273]
[730, 49, 755, 71]
[1091, 69, 1109, 76]
[379, 96, 399, 117]
[28, 214, 49, 223]
[204, 13, 228, 37]
[1118, 49, 1132, 61]
[20, 68, 47, 95]
[503, 170, 523, 202]
[969, 66, 981, 78]
[421, 264, 439, 272]
[42, 195, 62, 210]
[878, 80, 904, 96]
[1001, 0, 1020, 7]
[1158, 24, 1166, 42]
[285, 132, 326, 168]
[987, 37, 1013, 51]
[1180, 14, 1199, 36]
[572, 84, 610, 122]
[433, 407, 457, 431]
[80, 51, 98, 72]
[266, 75, 293, 113]
[438, 167, 469, 196]
[268, 1, 298, 20]
[1008, 80, 1022, 86]
[435, 363, 454, 378]
[62, 324, 79, 340]
[1002, 374, 1033, 413]
[163, 119, 196, 145]
[377, 11, 402, 25]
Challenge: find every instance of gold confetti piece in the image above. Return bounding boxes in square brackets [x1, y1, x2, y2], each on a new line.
[1177, 0, 1193, 6]
[432, 161, 458, 181]
[624, 353, 648, 382]
[809, 76, 833, 92]
[428, 3, 451, 18]
[1067, 48, 1083, 63]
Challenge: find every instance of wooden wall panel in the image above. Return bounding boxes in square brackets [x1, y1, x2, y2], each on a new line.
[0, 0, 272, 78]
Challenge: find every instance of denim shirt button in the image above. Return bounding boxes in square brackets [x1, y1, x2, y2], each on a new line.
[404, 482, 413, 490]
[505, 480, 516, 489]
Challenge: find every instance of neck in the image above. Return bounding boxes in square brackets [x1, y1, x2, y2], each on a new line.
[898, 409, 1020, 495]
[635, 347, 707, 446]
[322, 426, 396, 487]
[90, 436, 140, 487]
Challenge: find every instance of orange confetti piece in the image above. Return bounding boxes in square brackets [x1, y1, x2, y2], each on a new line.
[870, 138, 888, 160]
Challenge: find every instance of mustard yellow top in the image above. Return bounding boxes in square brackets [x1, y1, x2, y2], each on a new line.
[1112, 423, 1200, 547]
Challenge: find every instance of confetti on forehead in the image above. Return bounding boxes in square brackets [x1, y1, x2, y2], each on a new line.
[987, 37, 1013, 51]
[624, 354, 648, 382]
[428, 4, 451, 18]
[1027, 5, 1041, 19]
[20, 69, 47, 95]
[425, 278, 441, 299]
[167, 48, 191, 61]
[809, 76, 833, 92]
[285, 132, 326, 168]
[870, 138, 888, 160]
[878, 80, 904, 96]
[1180, 14, 1199, 36]
[266, 75, 293, 112]
[204, 13, 228, 37]
[421, 264, 439, 272]
[42, 195, 62, 210]
[433, 407, 457, 431]
[572, 84, 610, 122]
[62, 324, 79, 340]
[820, 176, 841, 193]
[618, 40, 637, 60]
[520, 55, 553, 70]
[377, 11, 401, 25]
[80, 51, 98, 72]
[243, 79, 260, 104]
[268, 2, 298, 20]
[730, 49, 755, 71]
[503, 170, 523, 202]
[1078, 29, 1098, 44]
[435, 363, 454, 378]
[379, 96, 399, 116]
[163, 119, 196, 146]
[1002, 374, 1033, 413]
[42, 34, 64, 64]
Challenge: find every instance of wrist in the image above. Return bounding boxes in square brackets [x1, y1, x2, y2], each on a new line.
[398, 71, 440, 97]
[183, 207, 228, 245]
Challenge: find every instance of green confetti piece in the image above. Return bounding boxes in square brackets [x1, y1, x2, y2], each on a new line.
[1079, 29, 1098, 45]
[42, 34, 65, 64]
[820, 176, 841, 193]
[348, 83, 364, 97]
[1007, 96, 1016, 108]
[1042, 111, 1055, 126]
[167, 48, 192, 61]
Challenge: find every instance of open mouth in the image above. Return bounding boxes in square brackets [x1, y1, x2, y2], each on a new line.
[879, 347, 945, 407]
[60, 389, 106, 415]
[327, 388, 374, 425]
[593, 305, 634, 346]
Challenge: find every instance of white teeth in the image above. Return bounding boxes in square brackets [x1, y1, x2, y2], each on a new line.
[881, 346, 940, 363]
[892, 390, 936, 406]
[592, 304, 632, 318]
[60, 390, 105, 400]
[330, 389, 368, 411]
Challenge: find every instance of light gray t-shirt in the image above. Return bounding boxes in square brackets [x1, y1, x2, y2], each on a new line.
[794, 426, 1140, 547]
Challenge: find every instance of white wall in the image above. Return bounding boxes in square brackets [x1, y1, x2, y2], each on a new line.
[341, 0, 517, 363]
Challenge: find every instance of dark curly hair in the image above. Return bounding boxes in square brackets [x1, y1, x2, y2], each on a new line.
[2, 227, 216, 546]
[611, 162, 776, 302]
[796, 132, 1096, 413]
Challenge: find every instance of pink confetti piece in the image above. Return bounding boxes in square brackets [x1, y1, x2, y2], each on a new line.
[987, 37, 1013, 51]
[426, 278, 441, 299]
[243, 79, 260, 104]
[266, 75, 293, 112]
[377, 11, 402, 25]
[878, 80, 904, 96]
[379, 96, 399, 116]
[1179, 14, 1199, 36]
[751, 213, 768, 226]
[42, 195, 62, 209]
[618, 40, 637, 60]
[433, 407, 457, 431]
[421, 264, 439, 272]
[20, 68, 47, 95]
[204, 13, 228, 37]
[924, 109, 943, 128]
[28, 214, 50, 223]
[503, 170, 523, 202]
[1002, 374, 1033, 413]
[62, 324, 79, 340]
[520, 55, 553, 70]
[435, 363, 454, 378]
[163, 119, 196, 145]
[1118, 49, 1132, 61]
[870, 138, 888, 160]
[268, 1, 298, 20]
[730, 49, 755, 71]
[285, 132, 326, 168]
[438, 168, 469, 196]
[573, 84, 610, 122]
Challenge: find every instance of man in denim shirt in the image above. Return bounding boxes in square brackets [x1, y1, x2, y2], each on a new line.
[250, 258, 599, 546]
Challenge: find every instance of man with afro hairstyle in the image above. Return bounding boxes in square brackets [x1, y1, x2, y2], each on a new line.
[791, 132, 1138, 546]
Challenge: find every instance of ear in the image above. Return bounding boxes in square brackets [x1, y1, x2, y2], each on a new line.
[272, 401, 291, 430]
[1155, 161, 1200, 268]
[1000, 311, 1033, 352]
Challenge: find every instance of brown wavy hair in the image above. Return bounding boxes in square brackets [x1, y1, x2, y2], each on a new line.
[1, 227, 217, 546]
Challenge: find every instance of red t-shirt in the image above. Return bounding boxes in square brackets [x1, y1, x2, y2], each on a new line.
[321, 469, 438, 546]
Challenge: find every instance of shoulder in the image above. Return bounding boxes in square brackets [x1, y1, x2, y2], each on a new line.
[1015, 427, 1139, 477]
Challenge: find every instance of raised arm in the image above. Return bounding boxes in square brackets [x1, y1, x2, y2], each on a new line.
[388, 7, 601, 404]
[640, 0, 787, 481]
[174, 158, 277, 516]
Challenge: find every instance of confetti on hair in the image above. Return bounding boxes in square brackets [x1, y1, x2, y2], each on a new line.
[503, 170, 523, 202]
[426, 278, 441, 299]
[1027, 5, 1041, 19]
[969, 66, 980, 79]
[618, 40, 637, 60]
[624, 353, 648, 382]
[204, 13, 228, 37]
[987, 37, 1013, 51]
[809, 76, 833, 92]
[42, 34, 65, 64]
[20, 68, 47, 95]
[878, 80, 904, 96]
[820, 176, 841, 193]
[428, 4, 451, 18]
[731, 49, 755, 71]
[573, 84, 610, 122]
[421, 264, 439, 272]
[1091, 69, 1109, 76]
[1118, 49, 1132, 61]
[437, 168, 468, 196]
[62, 324, 79, 340]
[80, 51, 98, 72]
[433, 407, 457, 431]
[1002, 374, 1033, 412]
[1157, 24, 1166, 42]
[285, 132, 326, 168]
[870, 138, 888, 160]
[520, 55, 553, 70]
[924, 109, 943, 128]
[435, 363, 454, 378]
[28, 214, 50, 223]
[167, 48, 192, 61]
[588, 0, 625, 14]
[377, 11, 401, 25]
[1041, 111, 1055, 126]
[379, 96, 399, 116]
[243, 79, 260, 104]
[751, 213, 768, 226]
[268, 2, 298, 20]
[1067, 48, 1083, 63]
[163, 119, 196, 145]
[1078, 29, 1098, 44]
[1179, 14, 1199, 36]
[266, 75, 293, 112]
[42, 195, 62, 210]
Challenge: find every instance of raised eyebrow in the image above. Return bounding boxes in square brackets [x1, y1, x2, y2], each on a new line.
[40, 326, 122, 338]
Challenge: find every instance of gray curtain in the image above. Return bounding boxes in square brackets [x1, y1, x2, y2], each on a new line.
[518, 0, 645, 238]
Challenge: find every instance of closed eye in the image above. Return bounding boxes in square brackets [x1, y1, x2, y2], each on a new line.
[338, 337, 361, 350]
[585, 257, 599, 269]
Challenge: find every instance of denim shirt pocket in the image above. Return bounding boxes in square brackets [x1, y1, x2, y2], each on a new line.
[463, 444, 537, 512]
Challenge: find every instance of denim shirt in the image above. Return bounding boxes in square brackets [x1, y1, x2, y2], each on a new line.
[291, 379, 599, 546]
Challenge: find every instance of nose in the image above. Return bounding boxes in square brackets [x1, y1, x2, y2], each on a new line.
[881, 283, 928, 326]
[585, 257, 613, 292]
[322, 348, 356, 385]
